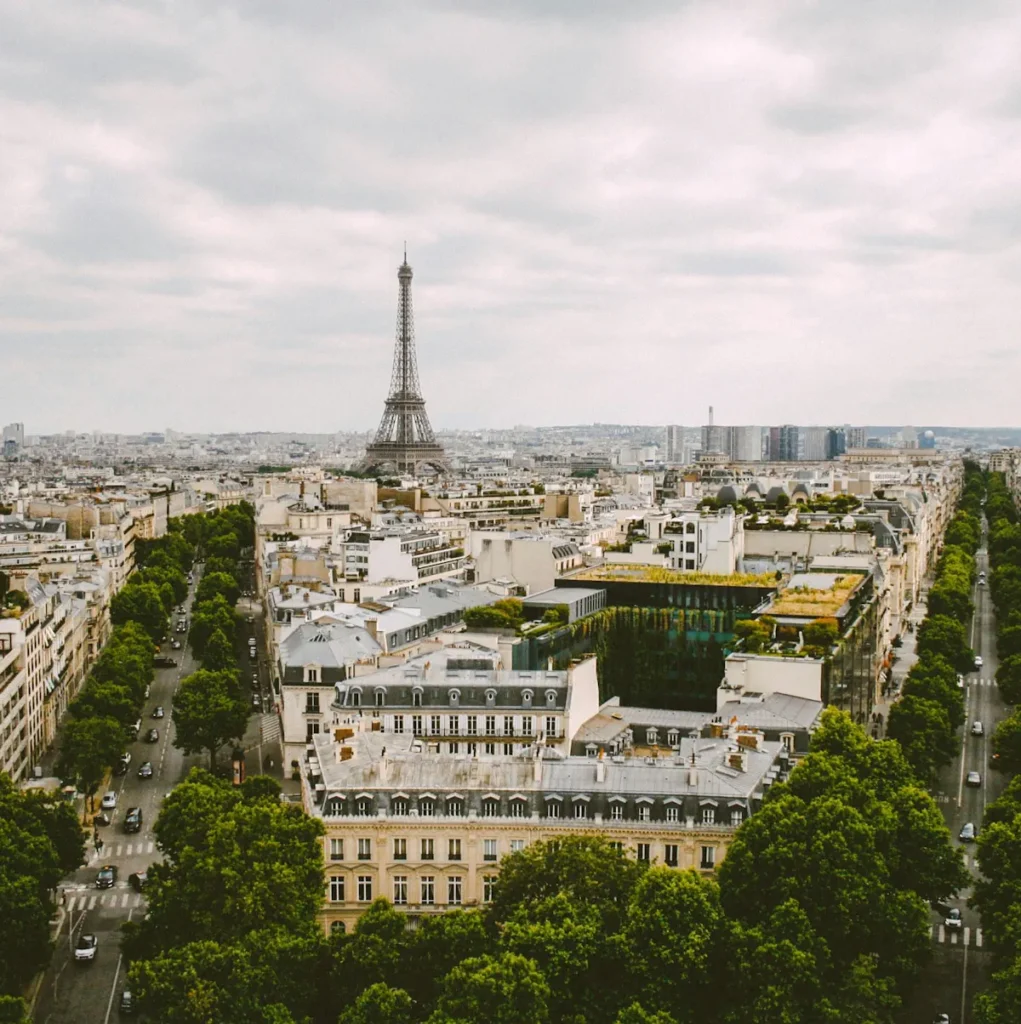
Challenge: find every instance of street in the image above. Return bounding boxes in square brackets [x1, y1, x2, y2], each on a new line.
[32, 559, 283, 1023]
[899, 522, 1005, 1024]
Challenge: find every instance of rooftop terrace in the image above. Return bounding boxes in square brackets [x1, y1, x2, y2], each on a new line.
[569, 564, 780, 587]
[764, 571, 866, 618]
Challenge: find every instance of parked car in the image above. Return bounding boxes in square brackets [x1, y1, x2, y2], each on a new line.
[137, 761, 153, 779]
[74, 934, 99, 963]
[945, 908, 963, 931]
[975, 655, 984, 669]
[101, 791, 117, 810]
[959, 822, 977, 843]
[152, 706, 165, 718]
[966, 771, 982, 787]
[932, 1015, 950, 1024]
[114, 752, 131, 775]
[128, 871, 148, 892]
[95, 864, 117, 889]
[92, 812, 111, 827]
[123, 807, 142, 833]
[119, 989, 136, 1014]
[170, 639, 181, 650]
[957, 675, 965, 689]
[145, 728, 159, 743]
[154, 656, 177, 668]
[972, 721, 984, 736]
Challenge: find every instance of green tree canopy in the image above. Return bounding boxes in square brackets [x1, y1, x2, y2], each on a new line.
[172, 669, 248, 770]
[110, 580, 167, 641]
[56, 714, 125, 812]
[196, 571, 241, 609]
[427, 953, 550, 1024]
[189, 594, 237, 658]
[885, 695, 956, 788]
[338, 983, 414, 1024]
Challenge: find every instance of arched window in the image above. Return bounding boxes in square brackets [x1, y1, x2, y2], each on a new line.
[330, 920, 346, 936]
[448, 689, 460, 707]
[349, 688, 362, 708]
[485, 689, 497, 707]
[374, 688, 386, 707]
[647, 727, 658, 746]
[412, 688, 423, 707]
[522, 689, 533, 709]
[545, 690, 557, 708]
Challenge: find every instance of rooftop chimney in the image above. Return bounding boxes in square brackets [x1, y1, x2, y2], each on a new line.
[596, 750, 605, 783]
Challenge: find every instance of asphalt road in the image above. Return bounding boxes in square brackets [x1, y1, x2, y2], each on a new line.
[899, 521, 1007, 1024]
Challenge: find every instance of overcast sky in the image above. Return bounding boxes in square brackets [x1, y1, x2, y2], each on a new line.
[3, 1, 1021, 434]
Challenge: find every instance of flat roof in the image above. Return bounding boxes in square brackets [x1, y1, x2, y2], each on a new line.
[568, 565, 780, 587]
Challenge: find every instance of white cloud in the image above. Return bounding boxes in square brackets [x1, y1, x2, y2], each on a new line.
[2, 0, 1021, 432]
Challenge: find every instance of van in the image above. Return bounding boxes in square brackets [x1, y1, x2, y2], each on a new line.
[130, 719, 142, 740]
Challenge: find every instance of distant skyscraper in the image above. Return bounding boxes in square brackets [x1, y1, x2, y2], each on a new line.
[826, 428, 846, 460]
[2, 422, 24, 448]
[665, 425, 684, 463]
[847, 427, 867, 449]
[361, 253, 448, 475]
[767, 425, 799, 461]
[800, 427, 829, 462]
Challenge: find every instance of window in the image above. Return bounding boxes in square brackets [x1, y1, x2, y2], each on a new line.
[730, 808, 744, 827]
[483, 876, 497, 903]
[510, 800, 526, 818]
[449, 742, 459, 754]
[393, 875, 408, 905]
[448, 690, 460, 707]
[448, 716, 460, 735]
[330, 920, 346, 936]
[357, 876, 373, 902]
[358, 838, 372, 860]
[447, 876, 462, 905]
[447, 799, 464, 818]
[780, 733, 794, 752]
[392, 715, 404, 734]
[329, 876, 345, 902]
[546, 800, 561, 819]
[482, 798, 499, 818]
[503, 715, 514, 736]
[702, 806, 716, 825]
[609, 841, 624, 854]
[483, 838, 498, 862]
[503, 743, 514, 755]
[412, 714, 423, 736]
[522, 690, 533, 708]
[510, 839, 526, 853]
[466, 715, 477, 736]
[349, 688, 362, 708]
[610, 803, 624, 821]
[466, 742, 477, 756]
[392, 798, 408, 816]
[329, 838, 344, 861]
[413, 690, 423, 708]
[420, 799, 434, 818]
[448, 838, 462, 861]
[647, 728, 658, 745]
[522, 716, 534, 737]
[430, 715, 441, 736]
[667, 730, 679, 746]
[685, 541, 695, 553]
[374, 690, 385, 707]
[637, 804, 650, 822]
[685, 559, 695, 570]
[485, 689, 497, 707]
[574, 801, 588, 819]
[393, 838, 407, 860]
[484, 742, 496, 755]
[546, 690, 557, 708]
[356, 798, 371, 817]
[665, 844, 679, 867]
[420, 876, 435, 905]
[353, 588, 360, 602]
[700, 846, 715, 870]
[665, 805, 679, 823]
[545, 716, 558, 738]
[421, 838, 434, 860]
[637, 843, 651, 862]
[306, 721, 321, 742]
[485, 714, 496, 736]
[305, 691, 320, 714]
[686, 522, 696, 534]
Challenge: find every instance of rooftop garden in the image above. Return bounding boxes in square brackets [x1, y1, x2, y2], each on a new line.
[572, 565, 781, 587]
[766, 573, 864, 617]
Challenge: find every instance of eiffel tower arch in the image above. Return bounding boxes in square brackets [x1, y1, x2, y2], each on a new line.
[360, 254, 449, 475]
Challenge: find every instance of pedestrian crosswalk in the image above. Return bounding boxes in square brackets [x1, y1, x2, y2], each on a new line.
[65, 891, 146, 912]
[87, 840, 155, 864]
[930, 924, 983, 947]
[260, 714, 281, 744]
[971, 677, 996, 687]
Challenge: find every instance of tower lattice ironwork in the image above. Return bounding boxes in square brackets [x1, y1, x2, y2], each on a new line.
[361, 253, 449, 475]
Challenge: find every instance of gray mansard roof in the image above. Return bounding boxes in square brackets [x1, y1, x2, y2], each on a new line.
[308, 727, 784, 821]
[279, 617, 381, 683]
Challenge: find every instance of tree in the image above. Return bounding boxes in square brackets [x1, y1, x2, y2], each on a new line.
[196, 571, 241, 609]
[189, 594, 237, 659]
[0, 996, 32, 1024]
[0, 872, 51, 995]
[975, 955, 1021, 1024]
[172, 669, 249, 770]
[128, 940, 297, 1024]
[916, 614, 972, 673]
[614, 1006, 677, 1024]
[999, 626, 1021, 662]
[110, 580, 167, 641]
[206, 531, 241, 560]
[154, 769, 241, 865]
[885, 695, 955, 788]
[428, 953, 550, 1024]
[338, 983, 414, 1024]
[489, 836, 645, 934]
[621, 869, 727, 1020]
[901, 663, 965, 730]
[56, 714, 125, 813]
[404, 910, 491, 1010]
[992, 709, 1021, 775]
[996, 655, 1021, 704]
[203, 627, 237, 673]
[71, 680, 138, 730]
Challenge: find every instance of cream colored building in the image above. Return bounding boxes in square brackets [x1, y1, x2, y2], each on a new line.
[303, 708, 786, 934]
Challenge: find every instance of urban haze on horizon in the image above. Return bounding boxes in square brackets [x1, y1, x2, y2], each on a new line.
[4, 2, 1021, 433]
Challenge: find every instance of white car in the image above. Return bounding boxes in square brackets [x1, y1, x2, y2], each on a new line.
[975, 656, 984, 669]
[972, 721, 984, 736]
[100, 791, 117, 810]
[74, 934, 99, 963]
[966, 771, 982, 788]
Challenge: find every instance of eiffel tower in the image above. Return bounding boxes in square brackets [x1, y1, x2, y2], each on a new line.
[361, 252, 449, 475]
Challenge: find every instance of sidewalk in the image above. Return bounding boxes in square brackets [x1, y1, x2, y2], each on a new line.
[872, 581, 932, 738]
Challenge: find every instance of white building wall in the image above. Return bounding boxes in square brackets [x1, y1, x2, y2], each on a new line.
[720, 655, 825, 709]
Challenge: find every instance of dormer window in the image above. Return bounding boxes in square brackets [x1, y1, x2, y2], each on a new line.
[686, 522, 696, 534]
[545, 690, 557, 708]
[356, 798, 371, 816]
[485, 689, 497, 707]
[392, 798, 408, 816]
[304, 665, 320, 683]
[667, 730, 679, 746]
[522, 689, 533, 709]
[447, 797, 464, 817]
[448, 689, 460, 708]
[412, 688, 423, 707]
[374, 688, 386, 707]
[349, 688, 362, 708]
[647, 728, 658, 746]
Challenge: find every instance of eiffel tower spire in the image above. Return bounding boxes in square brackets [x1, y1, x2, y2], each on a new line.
[361, 254, 448, 475]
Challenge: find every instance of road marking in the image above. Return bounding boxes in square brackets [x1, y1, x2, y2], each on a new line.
[977, 929, 983, 947]
[121, 893, 130, 908]
[928, 924, 933, 940]
[957, 685, 970, 808]
[88, 896, 97, 910]
[938, 924, 945, 943]
[103, 907, 133, 1024]
[964, 926, 971, 947]
[951, 930, 958, 945]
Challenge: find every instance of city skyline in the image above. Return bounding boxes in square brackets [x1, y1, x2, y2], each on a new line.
[4, 3, 1021, 432]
